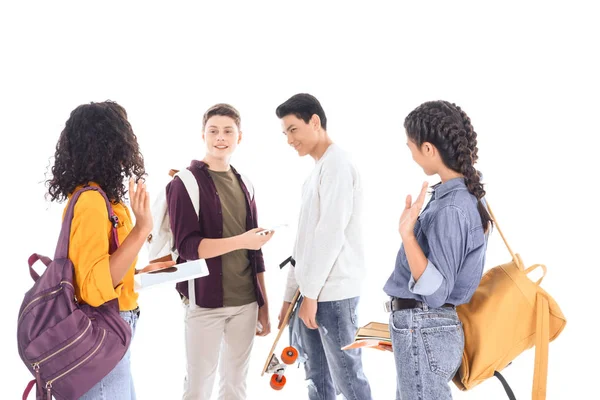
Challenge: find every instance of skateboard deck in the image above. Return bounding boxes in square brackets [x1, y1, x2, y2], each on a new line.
[261, 288, 301, 390]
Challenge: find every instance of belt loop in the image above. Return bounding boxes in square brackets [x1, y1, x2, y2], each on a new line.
[422, 302, 429, 311]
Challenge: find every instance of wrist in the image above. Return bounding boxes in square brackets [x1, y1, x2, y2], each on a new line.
[130, 225, 150, 242]
[235, 233, 248, 250]
[401, 232, 417, 243]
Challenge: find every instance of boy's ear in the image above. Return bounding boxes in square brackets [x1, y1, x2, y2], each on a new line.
[311, 114, 321, 130]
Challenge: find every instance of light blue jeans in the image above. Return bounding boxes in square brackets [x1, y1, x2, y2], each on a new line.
[389, 305, 463, 400]
[79, 308, 139, 400]
[299, 297, 372, 400]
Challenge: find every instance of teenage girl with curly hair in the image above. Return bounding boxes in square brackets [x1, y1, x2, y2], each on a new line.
[47, 100, 173, 399]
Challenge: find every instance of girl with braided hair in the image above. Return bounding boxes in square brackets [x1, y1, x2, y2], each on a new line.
[383, 100, 492, 399]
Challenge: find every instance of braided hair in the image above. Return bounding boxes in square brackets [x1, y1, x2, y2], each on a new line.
[404, 100, 492, 232]
[46, 100, 146, 203]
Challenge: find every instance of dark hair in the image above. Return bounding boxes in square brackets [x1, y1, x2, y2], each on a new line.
[275, 93, 327, 130]
[202, 103, 241, 130]
[404, 100, 492, 232]
[46, 100, 145, 203]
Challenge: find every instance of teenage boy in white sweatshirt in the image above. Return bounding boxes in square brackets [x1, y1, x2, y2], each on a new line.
[275, 93, 372, 400]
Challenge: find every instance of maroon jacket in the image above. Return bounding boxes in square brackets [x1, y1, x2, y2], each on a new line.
[166, 160, 265, 308]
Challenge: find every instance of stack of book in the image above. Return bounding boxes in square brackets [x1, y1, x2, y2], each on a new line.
[341, 322, 393, 351]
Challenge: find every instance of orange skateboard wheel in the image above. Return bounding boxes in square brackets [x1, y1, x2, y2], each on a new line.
[270, 373, 286, 390]
[281, 346, 298, 365]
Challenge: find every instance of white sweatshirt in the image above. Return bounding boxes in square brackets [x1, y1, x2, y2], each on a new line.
[284, 144, 366, 302]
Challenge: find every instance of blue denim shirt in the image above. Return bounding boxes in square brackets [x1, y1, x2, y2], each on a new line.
[383, 177, 489, 308]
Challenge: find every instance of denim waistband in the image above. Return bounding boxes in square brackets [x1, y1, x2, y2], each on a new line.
[120, 306, 140, 318]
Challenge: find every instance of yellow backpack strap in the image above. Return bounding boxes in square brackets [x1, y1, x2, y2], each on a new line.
[532, 293, 550, 400]
[485, 201, 518, 264]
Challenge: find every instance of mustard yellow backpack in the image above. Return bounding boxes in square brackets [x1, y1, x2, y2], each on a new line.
[453, 203, 567, 399]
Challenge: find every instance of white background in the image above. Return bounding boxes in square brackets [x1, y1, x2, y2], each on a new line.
[1, 1, 598, 399]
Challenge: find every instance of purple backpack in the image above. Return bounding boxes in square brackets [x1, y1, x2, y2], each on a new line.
[17, 186, 132, 400]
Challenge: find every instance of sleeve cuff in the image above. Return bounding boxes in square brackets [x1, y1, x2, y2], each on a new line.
[408, 260, 444, 296]
[180, 237, 202, 261]
[97, 260, 120, 302]
[82, 260, 120, 307]
[299, 283, 322, 301]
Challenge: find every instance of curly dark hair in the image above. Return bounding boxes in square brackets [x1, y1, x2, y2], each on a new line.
[46, 100, 146, 203]
[404, 100, 492, 231]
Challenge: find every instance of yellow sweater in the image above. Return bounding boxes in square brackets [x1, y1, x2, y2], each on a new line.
[64, 183, 138, 311]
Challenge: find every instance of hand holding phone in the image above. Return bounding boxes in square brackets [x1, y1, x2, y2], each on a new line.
[256, 224, 288, 235]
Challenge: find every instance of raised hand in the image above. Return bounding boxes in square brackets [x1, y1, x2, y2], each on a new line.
[399, 181, 428, 240]
[129, 178, 153, 235]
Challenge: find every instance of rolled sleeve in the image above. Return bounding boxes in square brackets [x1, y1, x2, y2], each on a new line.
[78, 257, 123, 307]
[420, 206, 470, 308]
[166, 177, 204, 261]
[408, 260, 444, 296]
[69, 192, 120, 307]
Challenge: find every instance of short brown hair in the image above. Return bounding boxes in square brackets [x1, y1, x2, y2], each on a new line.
[202, 103, 241, 130]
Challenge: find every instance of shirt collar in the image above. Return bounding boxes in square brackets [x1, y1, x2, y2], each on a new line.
[191, 160, 208, 170]
[432, 177, 467, 199]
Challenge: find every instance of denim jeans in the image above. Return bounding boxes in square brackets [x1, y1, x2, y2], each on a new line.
[79, 308, 139, 400]
[299, 297, 372, 400]
[389, 305, 463, 400]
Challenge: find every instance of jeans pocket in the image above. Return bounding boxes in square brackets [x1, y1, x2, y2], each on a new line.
[389, 311, 412, 334]
[420, 323, 464, 379]
[349, 303, 357, 326]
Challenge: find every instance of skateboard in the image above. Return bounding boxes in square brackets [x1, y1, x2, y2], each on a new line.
[261, 288, 301, 390]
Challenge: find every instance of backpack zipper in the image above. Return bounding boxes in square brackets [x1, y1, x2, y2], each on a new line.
[45, 328, 107, 397]
[18, 281, 74, 323]
[30, 318, 92, 369]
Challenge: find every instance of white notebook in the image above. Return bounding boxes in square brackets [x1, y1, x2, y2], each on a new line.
[134, 259, 209, 290]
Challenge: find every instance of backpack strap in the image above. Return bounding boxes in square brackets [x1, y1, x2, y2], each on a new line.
[239, 172, 254, 201]
[174, 169, 200, 217]
[493, 371, 517, 400]
[532, 293, 550, 400]
[52, 186, 119, 263]
[27, 254, 52, 282]
[22, 379, 36, 400]
[483, 201, 517, 264]
[172, 168, 201, 308]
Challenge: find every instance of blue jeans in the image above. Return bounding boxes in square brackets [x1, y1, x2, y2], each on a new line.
[299, 297, 372, 400]
[79, 308, 139, 400]
[389, 305, 463, 400]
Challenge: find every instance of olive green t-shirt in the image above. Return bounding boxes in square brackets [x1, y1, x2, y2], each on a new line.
[208, 169, 256, 306]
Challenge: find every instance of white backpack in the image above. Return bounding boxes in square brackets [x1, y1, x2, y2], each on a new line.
[146, 168, 200, 306]
[146, 167, 254, 308]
